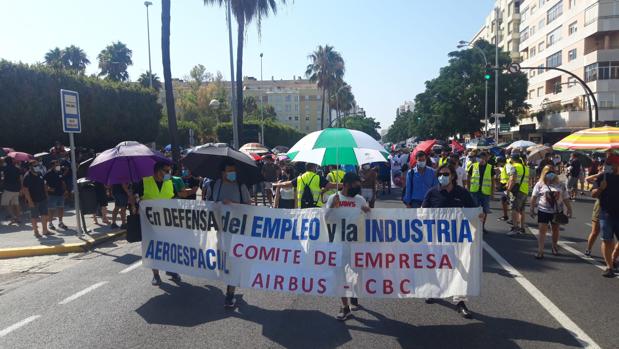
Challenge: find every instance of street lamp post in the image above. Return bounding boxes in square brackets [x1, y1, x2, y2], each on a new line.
[494, 6, 500, 141]
[260, 53, 264, 144]
[144, 1, 153, 88]
[226, 0, 239, 149]
[457, 41, 489, 135]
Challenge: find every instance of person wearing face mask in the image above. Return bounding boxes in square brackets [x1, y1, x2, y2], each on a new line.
[592, 154, 619, 277]
[584, 160, 606, 256]
[22, 160, 51, 238]
[0, 157, 23, 225]
[403, 151, 438, 208]
[530, 165, 572, 259]
[44, 160, 68, 230]
[209, 159, 252, 308]
[422, 164, 477, 319]
[135, 161, 180, 286]
[325, 172, 371, 321]
[467, 152, 494, 233]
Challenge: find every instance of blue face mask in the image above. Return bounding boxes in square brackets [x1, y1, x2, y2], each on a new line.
[181, 169, 189, 177]
[545, 172, 556, 181]
[226, 171, 237, 182]
[438, 174, 451, 186]
[163, 173, 172, 181]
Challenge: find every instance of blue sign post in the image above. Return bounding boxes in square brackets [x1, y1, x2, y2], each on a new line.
[60, 89, 83, 235]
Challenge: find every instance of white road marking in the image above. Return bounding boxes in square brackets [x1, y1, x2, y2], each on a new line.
[120, 261, 142, 274]
[0, 315, 41, 338]
[483, 242, 600, 348]
[58, 281, 108, 305]
[528, 227, 608, 272]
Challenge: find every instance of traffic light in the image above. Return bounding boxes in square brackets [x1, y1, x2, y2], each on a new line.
[484, 64, 493, 80]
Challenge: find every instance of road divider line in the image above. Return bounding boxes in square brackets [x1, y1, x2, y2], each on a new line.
[58, 281, 108, 305]
[120, 261, 142, 274]
[0, 315, 41, 338]
[483, 242, 600, 348]
[528, 227, 608, 273]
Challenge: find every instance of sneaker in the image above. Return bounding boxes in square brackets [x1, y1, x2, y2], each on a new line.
[602, 268, 615, 278]
[166, 272, 181, 283]
[584, 249, 591, 257]
[497, 216, 509, 222]
[48, 223, 56, 230]
[58, 222, 67, 230]
[518, 227, 526, 234]
[110, 223, 119, 229]
[507, 228, 520, 236]
[336, 306, 352, 321]
[151, 275, 162, 286]
[350, 297, 359, 308]
[224, 293, 236, 309]
[456, 301, 473, 319]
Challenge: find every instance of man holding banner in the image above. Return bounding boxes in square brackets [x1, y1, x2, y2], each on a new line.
[325, 172, 371, 321]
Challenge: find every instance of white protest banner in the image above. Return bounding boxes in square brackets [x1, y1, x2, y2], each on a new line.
[140, 200, 482, 298]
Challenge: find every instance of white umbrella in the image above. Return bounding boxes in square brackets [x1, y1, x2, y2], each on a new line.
[507, 140, 537, 149]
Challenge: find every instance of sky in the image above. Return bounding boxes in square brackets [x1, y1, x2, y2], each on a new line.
[0, 0, 496, 131]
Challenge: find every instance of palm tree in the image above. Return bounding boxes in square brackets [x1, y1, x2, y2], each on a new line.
[162, 0, 180, 163]
[97, 41, 133, 81]
[62, 45, 90, 73]
[329, 79, 355, 126]
[44, 47, 64, 70]
[306, 45, 345, 129]
[204, 0, 286, 144]
[138, 72, 162, 91]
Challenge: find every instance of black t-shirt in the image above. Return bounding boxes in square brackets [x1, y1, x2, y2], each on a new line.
[421, 185, 477, 208]
[23, 172, 47, 203]
[44, 171, 65, 196]
[2, 165, 21, 192]
[596, 174, 619, 216]
[569, 159, 581, 177]
[183, 176, 200, 200]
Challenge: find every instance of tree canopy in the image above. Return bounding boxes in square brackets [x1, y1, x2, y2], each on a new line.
[98, 41, 133, 81]
[44, 45, 90, 73]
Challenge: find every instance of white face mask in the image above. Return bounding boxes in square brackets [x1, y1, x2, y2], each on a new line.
[417, 161, 426, 169]
[55, 166, 61, 172]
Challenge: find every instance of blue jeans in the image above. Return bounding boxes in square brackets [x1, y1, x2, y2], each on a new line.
[599, 210, 619, 241]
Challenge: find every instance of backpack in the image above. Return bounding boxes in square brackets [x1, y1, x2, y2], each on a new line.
[300, 175, 318, 208]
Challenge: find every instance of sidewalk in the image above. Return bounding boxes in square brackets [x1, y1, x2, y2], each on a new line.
[0, 208, 126, 259]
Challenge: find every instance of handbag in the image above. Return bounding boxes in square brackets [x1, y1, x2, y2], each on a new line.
[126, 213, 142, 242]
[546, 184, 569, 225]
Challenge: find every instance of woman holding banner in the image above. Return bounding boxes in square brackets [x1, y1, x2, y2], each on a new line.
[421, 164, 477, 319]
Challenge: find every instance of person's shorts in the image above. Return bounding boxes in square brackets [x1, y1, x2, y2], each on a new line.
[472, 192, 491, 214]
[567, 177, 578, 190]
[278, 199, 295, 209]
[113, 193, 128, 207]
[511, 192, 527, 212]
[48, 195, 64, 209]
[1, 190, 20, 206]
[30, 200, 48, 219]
[599, 210, 619, 241]
[537, 210, 555, 224]
[592, 200, 600, 223]
[361, 188, 374, 202]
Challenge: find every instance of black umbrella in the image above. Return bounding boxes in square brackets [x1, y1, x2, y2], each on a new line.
[183, 144, 260, 185]
[78, 157, 94, 179]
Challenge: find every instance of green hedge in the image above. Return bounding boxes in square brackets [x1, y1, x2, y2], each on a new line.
[215, 120, 305, 148]
[0, 60, 160, 153]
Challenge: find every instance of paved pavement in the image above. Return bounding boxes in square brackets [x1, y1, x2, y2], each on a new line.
[0, 190, 616, 348]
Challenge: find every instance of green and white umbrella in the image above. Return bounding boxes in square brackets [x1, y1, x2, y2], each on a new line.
[287, 128, 388, 166]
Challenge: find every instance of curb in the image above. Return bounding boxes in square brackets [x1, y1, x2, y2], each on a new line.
[0, 230, 126, 259]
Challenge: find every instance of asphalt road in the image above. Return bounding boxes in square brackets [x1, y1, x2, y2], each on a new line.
[0, 190, 617, 349]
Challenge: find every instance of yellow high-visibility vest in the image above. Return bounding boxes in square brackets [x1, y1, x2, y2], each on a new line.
[438, 157, 449, 167]
[500, 166, 509, 184]
[141, 176, 174, 200]
[470, 163, 493, 195]
[296, 171, 323, 207]
[512, 162, 530, 195]
[323, 170, 345, 201]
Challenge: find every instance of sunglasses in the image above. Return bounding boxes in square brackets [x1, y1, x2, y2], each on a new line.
[438, 173, 450, 177]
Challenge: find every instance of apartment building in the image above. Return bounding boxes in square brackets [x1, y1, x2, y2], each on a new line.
[398, 100, 415, 115]
[471, 0, 523, 62]
[242, 77, 329, 133]
[517, 0, 619, 143]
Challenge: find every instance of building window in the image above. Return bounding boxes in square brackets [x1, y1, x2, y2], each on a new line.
[508, 1, 513, 16]
[288, 117, 292, 120]
[508, 20, 513, 34]
[529, 90, 535, 99]
[294, 116, 299, 121]
[539, 18, 546, 30]
[585, 61, 619, 82]
[530, 69, 536, 77]
[521, 6, 529, 21]
[547, 0, 563, 24]
[531, 46, 537, 57]
[585, 3, 598, 26]
[316, 95, 321, 100]
[294, 104, 299, 112]
[546, 26, 562, 47]
[568, 21, 577, 35]
[285, 95, 291, 102]
[304, 95, 309, 100]
[531, 5, 537, 14]
[537, 87, 544, 97]
[530, 26, 536, 36]
[520, 27, 529, 42]
[546, 51, 562, 68]
[539, 0, 545, 7]
[538, 63, 545, 74]
[569, 0, 576, 9]
[507, 40, 513, 51]
[538, 42, 545, 52]
[568, 48, 577, 61]
[567, 77, 577, 87]
[305, 116, 309, 121]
